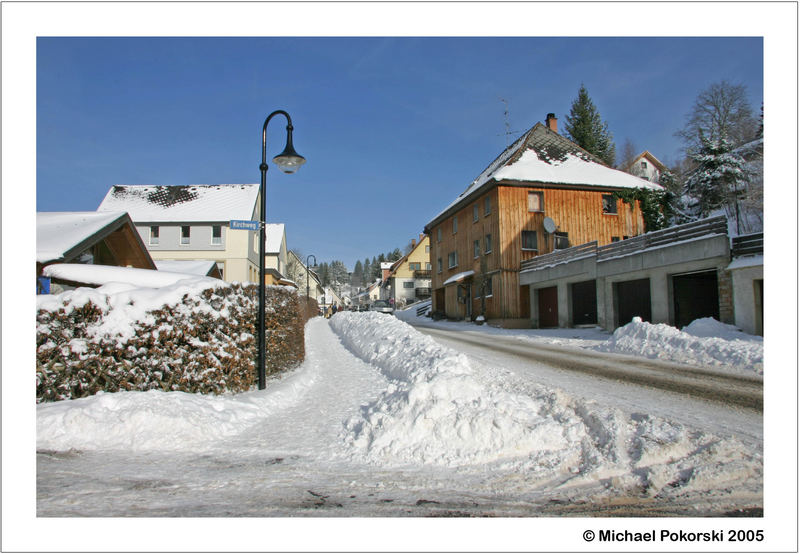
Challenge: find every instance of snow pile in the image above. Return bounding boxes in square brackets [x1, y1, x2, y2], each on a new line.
[594, 317, 763, 375]
[327, 312, 760, 494]
[331, 312, 575, 466]
[37, 367, 318, 451]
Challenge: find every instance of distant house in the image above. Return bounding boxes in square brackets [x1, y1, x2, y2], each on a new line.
[354, 280, 381, 309]
[623, 151, 666, 183]
[424, 113, 660, 327]
[37, 211, 156, 293]
[382, 234, 432, 307]
[97, 184, 289, 285]
[286, 250, 325, 301]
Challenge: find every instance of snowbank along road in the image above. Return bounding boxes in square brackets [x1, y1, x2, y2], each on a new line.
[413, 324, 763, 411]
[38, 311, 763, 518]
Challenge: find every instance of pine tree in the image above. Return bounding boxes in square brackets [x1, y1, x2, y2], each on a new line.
[563, 84, 616, 166]
[684, 134, 747, 223]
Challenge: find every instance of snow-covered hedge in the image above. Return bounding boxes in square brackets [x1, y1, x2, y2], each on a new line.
[36, 282, 305, 402]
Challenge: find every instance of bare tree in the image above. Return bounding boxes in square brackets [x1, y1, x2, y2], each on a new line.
[618, 138, 639, 172]
[675, 80, 758, 154]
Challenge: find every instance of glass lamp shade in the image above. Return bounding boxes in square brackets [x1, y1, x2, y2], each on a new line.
[273, 151, 306, 174]
[272, 130, 306, 174]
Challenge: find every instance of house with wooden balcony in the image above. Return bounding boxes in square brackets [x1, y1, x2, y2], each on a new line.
[424, 113, 661, 327]
[382, 234, 432, 307]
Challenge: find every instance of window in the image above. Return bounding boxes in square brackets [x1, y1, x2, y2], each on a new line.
[484, 276, 493, 297]
[484, 196, 491, 216]
[437, 258, 443, 273]
[473, 204, 479, 222]
[181, 226, 191, 245]
[611, 236, 620, 242]
[403, 281, 415, 289]
[425, 245, 430, 253]
[452, 217, 458, 234]
[149, 226, 160, 245]
[409, 262, 421, 271]
[485, 233, 492, 254]
[602, 194, 618, 214]
[426, 262, 431, 270]
[641, 161, 648, 170]
[554, 231, 569, 250]
[448, 251, 458, 268]
[473, 239, 480, 259]
[522, 230, 538, 251]
[528, 191, 544, 212]
[211, 225, 222, 245]
[437, 228, 442, 242]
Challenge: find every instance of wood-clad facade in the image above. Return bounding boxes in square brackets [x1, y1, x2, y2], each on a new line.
[425, 117, 657, 327]
[429, 184, 645, 325]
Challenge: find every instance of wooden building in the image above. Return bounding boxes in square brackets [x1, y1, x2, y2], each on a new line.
[424, 114, 662, 327]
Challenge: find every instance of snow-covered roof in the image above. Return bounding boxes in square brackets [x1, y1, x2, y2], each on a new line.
[155, 260, 220, 277]
[97, 184, 260, 223]
[37, 211, 129, 263]
[429, 123, 661, 227]
[42, 263, 219, 288]
[443, 270, 475, 286]
[264, 223, 285, 254]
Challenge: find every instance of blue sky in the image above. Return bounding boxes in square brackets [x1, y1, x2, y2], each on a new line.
[37, 36, 763, 270]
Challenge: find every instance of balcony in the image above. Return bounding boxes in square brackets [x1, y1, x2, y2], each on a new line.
[415, 287, 432, 297]
[413, 269, 432, 279]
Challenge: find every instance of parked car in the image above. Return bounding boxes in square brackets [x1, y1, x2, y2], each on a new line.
[369, 300, 394, 314]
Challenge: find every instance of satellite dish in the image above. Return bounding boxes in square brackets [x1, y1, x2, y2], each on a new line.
[543, 217, 556, 234]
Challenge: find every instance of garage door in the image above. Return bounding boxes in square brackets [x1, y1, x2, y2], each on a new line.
[615, 278, 651, 327]
[571, 280, 597, 325]
[537, 286, 558, 328]
[672, 270, 719, 329]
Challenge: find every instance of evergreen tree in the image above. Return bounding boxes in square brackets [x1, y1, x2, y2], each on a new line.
[362, 258, 371, 286]
[563, 84, 616, 166]
[684, 134, 747, 221]
[351, 260, 364, 288]
[387, 248, 402, 261]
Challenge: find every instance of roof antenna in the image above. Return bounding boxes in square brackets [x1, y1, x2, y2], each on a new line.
[498, 98, 520, 147]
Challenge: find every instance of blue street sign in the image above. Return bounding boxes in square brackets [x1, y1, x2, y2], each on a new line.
[230, 220, 261, 231]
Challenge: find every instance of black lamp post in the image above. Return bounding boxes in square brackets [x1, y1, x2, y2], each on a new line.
[305, 254, 317, 300]
[258, 110, 306, 390]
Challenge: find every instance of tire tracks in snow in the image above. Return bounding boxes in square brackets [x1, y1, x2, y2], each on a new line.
[414, 326, 763, 412]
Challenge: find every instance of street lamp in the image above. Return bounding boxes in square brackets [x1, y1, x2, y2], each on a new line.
[258, 110, 306, 390]
[305, 254, 317, 300]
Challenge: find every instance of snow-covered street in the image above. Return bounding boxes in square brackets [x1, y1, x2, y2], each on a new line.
[38, 311, 762, 520]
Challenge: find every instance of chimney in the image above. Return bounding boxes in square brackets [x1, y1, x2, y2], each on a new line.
[545, 113, 558, 133]
[419, 233, 424, 242]
[411, 238, 416, 248]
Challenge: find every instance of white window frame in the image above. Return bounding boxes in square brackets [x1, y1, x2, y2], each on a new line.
[452, 217, 458, 234]
[181, 225, 191, 245]
[473, 204, 479, 222]
[149, 226, 160, 245]
[211, 225, 222, 245]
[485, 233, 492, 254]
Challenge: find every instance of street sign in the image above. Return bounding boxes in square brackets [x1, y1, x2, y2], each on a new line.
[230, 220, 261, 231]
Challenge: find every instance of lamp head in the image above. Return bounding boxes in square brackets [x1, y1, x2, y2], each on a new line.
[273, 125, 306, 174]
